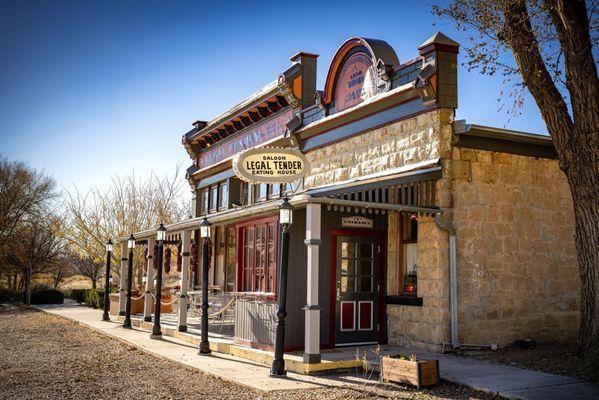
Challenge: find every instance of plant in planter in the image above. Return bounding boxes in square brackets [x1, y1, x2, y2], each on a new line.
[380, 353, 439, 388]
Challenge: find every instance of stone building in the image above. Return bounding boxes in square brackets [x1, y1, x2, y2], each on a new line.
[117, 32, 579, 363]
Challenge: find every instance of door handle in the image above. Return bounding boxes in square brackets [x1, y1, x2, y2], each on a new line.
[336, 287, 340, 301]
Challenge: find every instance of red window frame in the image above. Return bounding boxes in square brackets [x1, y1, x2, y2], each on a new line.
[236, 215, 279, 293]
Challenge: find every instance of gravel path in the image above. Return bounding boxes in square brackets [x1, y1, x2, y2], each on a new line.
[0, 305, 497, 399]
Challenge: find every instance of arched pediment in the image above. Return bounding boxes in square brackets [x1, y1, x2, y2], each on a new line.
[323, 37, 399, 112]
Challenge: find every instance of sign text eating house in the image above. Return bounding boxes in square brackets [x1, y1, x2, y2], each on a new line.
[233, 148, 310, 183]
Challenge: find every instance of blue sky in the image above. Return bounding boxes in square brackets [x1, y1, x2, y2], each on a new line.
[0, 0, 548, 194]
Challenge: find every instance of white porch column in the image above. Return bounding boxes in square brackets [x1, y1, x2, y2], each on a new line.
[118, 241, 128, 316]
[143, 237, 155, 322]
[177, 230, 191, 332]
[304, 203, 321, 363]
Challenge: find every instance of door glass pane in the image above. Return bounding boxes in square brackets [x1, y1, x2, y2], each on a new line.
[340, 276, 355, 293]
[359, 276, 373, 292]
[341, 242, 356, 258]
[341, 259, 355, 275]
[358, 243, 372, 258]
[358, 259, 373, 275]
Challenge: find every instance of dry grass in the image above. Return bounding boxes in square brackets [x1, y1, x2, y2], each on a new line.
[0, 305, 497, 400]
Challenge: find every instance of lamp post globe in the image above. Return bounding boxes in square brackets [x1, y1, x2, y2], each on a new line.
[271, 197, 293, 377]
[279, 197, 293, 225]
[102, 239, 113, 321]
[151, 223, 166, 338]
[123, 234, 135, 328]
[199, 217, 212, 355]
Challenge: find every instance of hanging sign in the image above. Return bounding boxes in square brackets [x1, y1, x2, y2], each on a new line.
[342, 216, 373, 229]
[233, 147, 310, 184]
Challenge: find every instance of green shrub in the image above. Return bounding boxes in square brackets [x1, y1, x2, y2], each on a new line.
[69, 289, 87, 303]
[84, 289, 106, 309]
[0, 288, 23, 303]
[30, 289, 64, 305]
[31, 283, 51, 292]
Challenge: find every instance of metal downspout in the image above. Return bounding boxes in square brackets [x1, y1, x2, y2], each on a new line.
[435, 213, 458, 349]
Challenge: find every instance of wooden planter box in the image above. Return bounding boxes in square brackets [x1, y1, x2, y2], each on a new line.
[380, 356, 439, 388]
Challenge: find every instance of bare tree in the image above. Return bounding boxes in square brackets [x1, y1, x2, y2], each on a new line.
[64, 166, 188, 287]
[434, 0, 598, 365]
[0, 156, 57, 249]
[5, 216, 64, 305]
[68, 252, 103, 289]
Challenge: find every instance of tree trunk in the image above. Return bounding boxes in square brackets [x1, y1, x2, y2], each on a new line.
[24, 266, 31, 307]
[500, 0, 599, 367]
[92, 278, 97, 289]
[566, 157, 599, 368]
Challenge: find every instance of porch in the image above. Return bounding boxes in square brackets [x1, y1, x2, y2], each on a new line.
[114, 166, 441, 364]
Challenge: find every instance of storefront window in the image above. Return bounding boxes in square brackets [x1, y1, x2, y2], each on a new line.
[238, 217, 277, 293]
[242, 228, 254, 291]
[401, 213, 418, 296]
[225, 226, 236, 292]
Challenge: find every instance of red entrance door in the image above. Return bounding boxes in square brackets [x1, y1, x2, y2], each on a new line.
[330, 230, 384, 346]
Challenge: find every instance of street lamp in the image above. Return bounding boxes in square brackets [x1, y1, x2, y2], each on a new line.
[151, 223, 166, 339]
[123, 234, 135, 328]
[102, 239, 113, 321]
[270, 197, 293, 377]
[199, 217, 212, 355]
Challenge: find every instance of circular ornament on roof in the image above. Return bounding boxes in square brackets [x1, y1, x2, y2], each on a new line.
[333, 52, 377, 112]
[233, 147, 310, 184]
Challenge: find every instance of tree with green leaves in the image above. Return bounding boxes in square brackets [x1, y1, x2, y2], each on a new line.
[434, 0, 598, 366]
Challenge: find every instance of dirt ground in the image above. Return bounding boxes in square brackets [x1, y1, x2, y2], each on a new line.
[0, 304, 497, 400]
[460, 343, 598, 382]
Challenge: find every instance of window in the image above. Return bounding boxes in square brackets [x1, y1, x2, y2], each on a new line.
[225, 227, 236, 292]
[254, 183, 268, 202]
[238, 217, 278, 293]
[242, 182, 252, 206]
[200, 188, 209, 215]
[210, 185, 218, 212]
[400, 213, 418, 296]
[269, 183, 281, 199]
[219, 182, 228, 210]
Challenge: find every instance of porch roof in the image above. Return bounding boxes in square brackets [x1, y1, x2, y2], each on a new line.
[118, 159, 442, 242]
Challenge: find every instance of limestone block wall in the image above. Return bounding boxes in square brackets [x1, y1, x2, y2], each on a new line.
[449, 148, 579, 346]
[387, 213, 451, 351]
[303, 110, 444, 189]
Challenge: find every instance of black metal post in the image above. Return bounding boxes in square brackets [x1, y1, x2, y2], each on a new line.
[199, 237, 211, 354]
[270, 222, 290, 377]
[102, 249, 111, 321]
[151, 239, 164, 338]
[123, 246, 134, 328]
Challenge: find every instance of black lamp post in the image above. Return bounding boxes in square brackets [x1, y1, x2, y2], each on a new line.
[199, 217, 212, 355]
[102, 239, 113, 321]
[270, 197, 292, 378]
[151, 223, 166, 338]
[123, 234, 135, 328]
